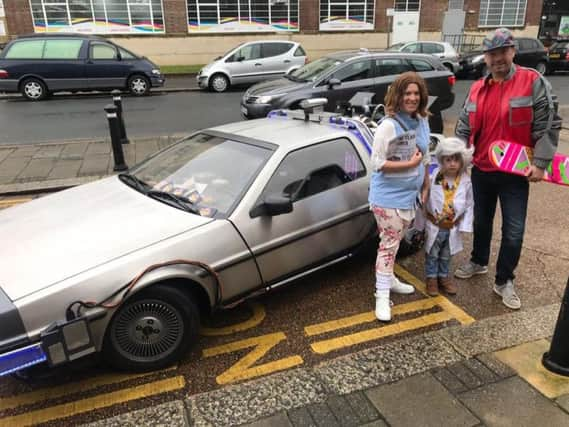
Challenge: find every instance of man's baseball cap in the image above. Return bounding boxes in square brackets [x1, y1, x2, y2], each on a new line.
[482, 28, 515, 52]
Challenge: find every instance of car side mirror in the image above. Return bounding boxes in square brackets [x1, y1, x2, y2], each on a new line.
[215, 56, 222, 61]
[328, 78, 341, 88]
[250, 194, 293, 218]
[237, 56, 245, 62]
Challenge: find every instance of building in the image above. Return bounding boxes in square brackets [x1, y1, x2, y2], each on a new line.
[0, 1, 545, 65]
[539, 0, 569, 40]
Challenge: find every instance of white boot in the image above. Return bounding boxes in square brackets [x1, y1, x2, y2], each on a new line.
[391, 275, 415, 295]
[375, 273, 392, 322]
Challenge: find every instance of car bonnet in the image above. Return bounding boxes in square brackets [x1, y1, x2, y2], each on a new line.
[0, 176, 213, 301]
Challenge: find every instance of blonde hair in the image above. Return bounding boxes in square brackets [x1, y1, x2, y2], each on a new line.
[384, 72, 429, 118]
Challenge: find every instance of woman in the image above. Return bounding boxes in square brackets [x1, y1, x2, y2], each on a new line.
[369, 72, 431, 321]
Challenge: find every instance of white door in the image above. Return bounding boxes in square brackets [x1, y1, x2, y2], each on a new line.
[391, 12, 420, 45]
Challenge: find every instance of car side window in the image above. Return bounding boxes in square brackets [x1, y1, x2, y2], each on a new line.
[262, 42, 293, 58]
[374, 58, 413, 76]
[91, 43, 118, 60]
[261, 138, 366, 202]
[229, 43, 262, 62]
[422, 43, 444, 54]
[401, 43, 419, 53]
[43, 39, 83, 59]
[119, 47, 137, 59]
[330, 60, 373, 82]
[519, 39, 532, 51]
[4, 40, 45, 59]
[294, 45, 306, 57]
[409, 59, 434, 72]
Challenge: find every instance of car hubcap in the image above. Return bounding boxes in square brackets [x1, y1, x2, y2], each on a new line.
[25, 82, 42, 99]
[131, 78, 147, 94]
[213, 76, 227, 91]
[112, 300, 183, 362]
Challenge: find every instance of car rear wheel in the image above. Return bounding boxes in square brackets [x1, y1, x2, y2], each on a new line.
[209, 73, 229, 92]
[535, 61, 547, 75]
[128, 75, 150, 96]
[103, 285, 200, 371]
[21, 78, 48, 101]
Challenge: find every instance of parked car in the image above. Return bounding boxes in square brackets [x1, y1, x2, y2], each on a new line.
[547, 40, 569, 74]
[0, 99, 442, 375]
[458, 37, 549, 78]
[0, 33, 165, 101]
[240, 50, 456, 133]
[197, 40, 307, 92]
[388, 41, 461, 74]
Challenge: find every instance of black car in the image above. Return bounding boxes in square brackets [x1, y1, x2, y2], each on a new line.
[459, 37, 549, 78]
[240, 50, 456, 133]
[547, 40, 569, 74]
[0, 33, 165, 100]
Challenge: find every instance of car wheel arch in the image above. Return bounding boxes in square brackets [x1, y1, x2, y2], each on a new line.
[126, 73, 151, 96]
[18, 75, 49, 94]
[209, 72, 231, 92]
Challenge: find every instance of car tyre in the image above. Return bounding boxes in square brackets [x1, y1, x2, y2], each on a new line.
[20, 77, 48, 101]
[428, 110, 443, 134]
[103, 285, 200, 371]
[535, 61, 547, 75]
[128, 75, 151, 96]
[209, 73, 230, 92]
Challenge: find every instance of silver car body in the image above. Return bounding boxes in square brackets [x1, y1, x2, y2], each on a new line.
[391, 41, 461, 74]
[197, 40, 306, 90]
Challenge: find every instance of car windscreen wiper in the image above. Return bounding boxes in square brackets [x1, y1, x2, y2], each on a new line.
[147, 190, 201, 214]
[118, 173, 149, 194]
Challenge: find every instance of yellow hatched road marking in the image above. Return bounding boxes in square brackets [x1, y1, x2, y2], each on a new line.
[0, 376, 185, 427]
[0, 366, 177, 411]
[310, 311, 454, 354]
[0, 198, 32, 207]
[201, 302, 266, 336]
[203, 332, 303, 384]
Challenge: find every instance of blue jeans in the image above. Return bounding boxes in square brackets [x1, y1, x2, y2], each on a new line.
[426, 229, 451, 278]
[470, 166, 529, 286]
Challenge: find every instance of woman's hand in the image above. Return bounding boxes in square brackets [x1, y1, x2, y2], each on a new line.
[409, 149, 423, 168]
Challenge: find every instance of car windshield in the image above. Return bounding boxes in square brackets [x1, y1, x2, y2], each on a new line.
[387, 43, 404, 51]
[128, 133, 273, 217]
[289, 57, 342, 82]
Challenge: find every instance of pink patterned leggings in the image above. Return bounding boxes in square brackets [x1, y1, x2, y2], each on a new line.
[372, 206, 411, 275]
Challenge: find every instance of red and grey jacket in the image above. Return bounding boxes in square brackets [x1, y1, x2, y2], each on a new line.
[455, 64, 561, 171]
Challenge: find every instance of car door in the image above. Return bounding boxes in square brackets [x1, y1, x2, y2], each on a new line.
[224, 43, 263, 84]
[401, 43, 420, 54]
[514, 39, 534, 68]
[260, 42, 295, 78]
[232, 137, 372, 286]
[86, 41, 132, 89]
[313, 59, 376, 113]
[421, 42, 445, 60]
[372, 57, 414, 105]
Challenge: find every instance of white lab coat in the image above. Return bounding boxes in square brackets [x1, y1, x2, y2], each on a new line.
[415, 167, 474, 256]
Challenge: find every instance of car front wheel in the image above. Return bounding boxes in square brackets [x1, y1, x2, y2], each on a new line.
[209, 73, 229, 92]
[21, 78, 48, 101]
[103, 285, 200, 371]
[128, 75, 151, 96]
[535, 61, 547, 75]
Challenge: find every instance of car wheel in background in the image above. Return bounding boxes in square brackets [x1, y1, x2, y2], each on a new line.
[535, 61, 547, 75]
[103, 285, 200, 371]
[20, 77, 48, 101]
[128, 75, 151, 96]
[209, 73, 230, 92]
[428, 110, 444, 134]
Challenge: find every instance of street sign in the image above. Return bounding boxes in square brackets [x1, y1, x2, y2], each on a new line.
[386, 8, 395, 17]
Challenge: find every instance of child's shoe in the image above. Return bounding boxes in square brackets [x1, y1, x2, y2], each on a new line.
[426, 277, 439, 296]
[439, 276, 457, 295]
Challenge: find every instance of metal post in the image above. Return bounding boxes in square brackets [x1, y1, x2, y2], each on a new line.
[104, 104, 128, 172]
[542, 276, 569, 377]
[111, 90, 129, 144]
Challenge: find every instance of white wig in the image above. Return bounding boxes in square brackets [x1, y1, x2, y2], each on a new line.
[435, 137, 474, 173]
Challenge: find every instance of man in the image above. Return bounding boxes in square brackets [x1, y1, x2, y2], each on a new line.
[454, 28, 561, 309]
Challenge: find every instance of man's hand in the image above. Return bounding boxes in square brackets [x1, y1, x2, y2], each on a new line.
[526, 165, 545, 182]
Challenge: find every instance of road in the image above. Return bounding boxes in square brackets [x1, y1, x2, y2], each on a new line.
[0, 75, 568, 145]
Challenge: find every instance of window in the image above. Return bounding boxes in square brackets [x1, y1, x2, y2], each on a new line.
[294, 45, 306, 57]
[29, 0, 165, 34]
[119, 47, 137, 59]
[262, 139, 365, 202]
[409, 59, 434, 71]
[422, 43, 444, 54]
[188, 0, 299, 33]
[43, 39, 83, 59]
[331, 60, 373, 82]
[478, 0, 527, 27]
[4, 40, 45, 59]
[228, 43, 262, 62]
[375, 58, 413, 76]
[262, 43, 292, 58]
[401, 43, 420, 53]
[394, 0, 420, 12]
[320, 0, 375, 31]
[91, 43, 117, 60]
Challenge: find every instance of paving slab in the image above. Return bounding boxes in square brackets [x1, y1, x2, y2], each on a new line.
[287, 407, 316, 427]
[85, 140, 111, 155]
[33, 144, 64, 159]
[494, 339, 569, 399]
[0, 148, 13, 163]
[325, 395, 360, 427]
[344, 391, 382, 424]
[431, 366, 469, 394]
[17, 158, 56, 181]
[475, 354, 516, 379]
[0, 156, 30, 179]
[557, 394, 569, 413]
[11, 145, 39, 157]
[61, 141, 90, 159]
[47, 159, 82, 180]
[79, 154, 110, 176]
[460, 376, 569, 427]
[365, 373, 480, 427]
[242, 412, 292, 427]
[306, 402, 340, 427]
[81, 400, 188, 427]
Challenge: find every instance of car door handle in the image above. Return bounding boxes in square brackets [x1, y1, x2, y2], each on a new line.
[284, 59, 291, 63]
[255, 63, 262, 66]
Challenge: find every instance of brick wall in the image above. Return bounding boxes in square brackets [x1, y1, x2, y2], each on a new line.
[300, 0, 319, 33]
[374, 0, 390, 32]
[525, 0, 542, 26]
[4, 0, 33, 36]
[420, 0, 448, 32]
[163, 0, 188, 35]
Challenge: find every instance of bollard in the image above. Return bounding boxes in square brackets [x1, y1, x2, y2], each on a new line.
[542, 276, 569, 376]
[111, 89, 129, 144]
[104, 104, 128, 172]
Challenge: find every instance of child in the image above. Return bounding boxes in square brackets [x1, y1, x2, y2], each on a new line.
[418, 137, 474, 296]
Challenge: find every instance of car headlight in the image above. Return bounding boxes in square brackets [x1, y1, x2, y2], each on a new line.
[471, 54, 484, 64]
[253, 95, 274, 104]
[151, 69, 161, 75]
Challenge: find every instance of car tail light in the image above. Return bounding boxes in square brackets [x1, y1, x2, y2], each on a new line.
[566, 52, 569, 60]
[0, 69, 8, 79]
[447, 74, 456, 86]
[304, 56, 309, 64]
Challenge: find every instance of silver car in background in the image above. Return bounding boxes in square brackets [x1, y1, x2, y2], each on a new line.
[197, 40, 307, 92]
[388, 41, 461, 74]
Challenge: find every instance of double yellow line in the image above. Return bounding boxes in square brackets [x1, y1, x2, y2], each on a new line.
[0, 198, 32, 209]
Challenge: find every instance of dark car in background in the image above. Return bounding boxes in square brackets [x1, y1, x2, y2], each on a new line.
[547, 41, 569, 74]
[0, 33, 164, 100]
[459, 37, 549, 78]
[240, 50, 456, 133]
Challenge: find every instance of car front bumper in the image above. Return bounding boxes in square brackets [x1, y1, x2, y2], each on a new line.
[240, 100, 273, 119]
[548, 59, 569, 71]
[150, 75, 166, 88]
[197, 75, 209, 89]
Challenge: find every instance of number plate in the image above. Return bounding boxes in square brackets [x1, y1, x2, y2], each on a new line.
[549, 53, 561, 59]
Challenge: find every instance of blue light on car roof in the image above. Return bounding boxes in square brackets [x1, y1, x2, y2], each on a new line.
[328, 117, 372, 155]
[0, 343, 47, 377]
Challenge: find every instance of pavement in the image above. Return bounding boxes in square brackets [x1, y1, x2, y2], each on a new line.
[2, 76, 569, 426]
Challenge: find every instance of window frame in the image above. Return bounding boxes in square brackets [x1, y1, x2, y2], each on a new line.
[89, 42, 119, 61]
[261, 42, 294, 59]
[478, 0, 527, 28]
[319, 0, 375, 31]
